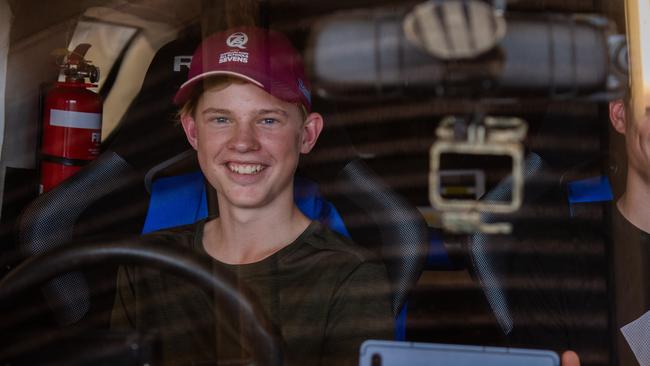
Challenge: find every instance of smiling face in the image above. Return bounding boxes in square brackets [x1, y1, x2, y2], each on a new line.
[180, 78, 322, 212]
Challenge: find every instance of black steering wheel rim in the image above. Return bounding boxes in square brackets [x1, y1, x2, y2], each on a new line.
[0, 240, 284, 366]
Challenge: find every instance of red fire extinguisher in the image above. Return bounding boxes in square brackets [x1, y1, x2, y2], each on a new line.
[40, 44, 101, 194]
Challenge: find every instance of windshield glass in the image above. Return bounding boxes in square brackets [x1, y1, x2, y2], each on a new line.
[0, 2, 639, 366]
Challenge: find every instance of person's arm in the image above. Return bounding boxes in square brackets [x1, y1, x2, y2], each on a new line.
[321, 260, 393, 366]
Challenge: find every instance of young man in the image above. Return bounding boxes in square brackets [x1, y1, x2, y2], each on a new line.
[608, 97, 650, 366]
[112, 27, 393, 365]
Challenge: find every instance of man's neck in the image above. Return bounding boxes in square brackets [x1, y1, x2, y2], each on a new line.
[618, 170, 650, 233]
[203, 195, 311, 264]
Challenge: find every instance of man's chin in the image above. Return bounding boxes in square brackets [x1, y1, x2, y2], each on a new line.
[221, 189, 270, 209]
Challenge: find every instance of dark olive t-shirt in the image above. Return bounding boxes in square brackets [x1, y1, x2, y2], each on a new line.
[111, 220, 393, 366]
[610, 206, 650, 366]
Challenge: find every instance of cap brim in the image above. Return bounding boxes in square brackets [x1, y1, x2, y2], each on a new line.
[173, 71, 265, 105]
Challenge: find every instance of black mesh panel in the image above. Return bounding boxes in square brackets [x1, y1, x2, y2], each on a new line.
[339, 159, 428, 316]
[18, 151, 134, 325]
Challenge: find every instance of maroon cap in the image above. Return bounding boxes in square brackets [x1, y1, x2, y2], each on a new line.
[173, 26, 312, 111]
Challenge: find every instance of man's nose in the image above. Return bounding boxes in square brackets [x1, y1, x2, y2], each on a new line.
[227, 123, 260, 152]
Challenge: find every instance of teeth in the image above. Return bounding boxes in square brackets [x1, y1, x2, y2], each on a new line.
[229, 163, 263, 175]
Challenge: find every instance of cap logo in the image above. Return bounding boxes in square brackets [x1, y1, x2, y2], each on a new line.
[226, 32, 248, 49]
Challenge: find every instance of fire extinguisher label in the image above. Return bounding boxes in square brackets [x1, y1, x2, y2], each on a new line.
[50, 109, 101, 130]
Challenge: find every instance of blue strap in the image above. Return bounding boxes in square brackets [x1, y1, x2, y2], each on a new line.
[293, 176, 351, 238]
[567, 176, 613, 204]
[425, 227, 454, 270]
[394, 302, 408, 341]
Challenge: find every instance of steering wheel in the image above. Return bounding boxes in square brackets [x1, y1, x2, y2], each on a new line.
[0, 240, 284, 366]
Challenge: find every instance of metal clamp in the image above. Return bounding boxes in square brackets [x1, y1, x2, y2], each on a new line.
[429, 116, 528, 234]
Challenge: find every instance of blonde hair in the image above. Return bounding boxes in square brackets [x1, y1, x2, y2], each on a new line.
[178, 76, 246, 119]
[178, 76, 308, 122]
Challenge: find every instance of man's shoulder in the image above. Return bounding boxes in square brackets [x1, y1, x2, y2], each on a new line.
[301, 222, 381, 266]
[139, 220, 202, 249]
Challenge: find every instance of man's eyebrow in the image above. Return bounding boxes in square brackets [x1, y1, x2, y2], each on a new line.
[201, 108, 231, 115]
[200, 108, 290, 117]
[256, 109, 289, 117]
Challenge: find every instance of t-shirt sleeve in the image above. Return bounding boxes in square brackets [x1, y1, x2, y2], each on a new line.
[110, 265, 137, 330]
[321, 260, 393, 366]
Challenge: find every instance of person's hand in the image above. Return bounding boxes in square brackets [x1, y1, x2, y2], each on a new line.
[561, 350, 580, 366]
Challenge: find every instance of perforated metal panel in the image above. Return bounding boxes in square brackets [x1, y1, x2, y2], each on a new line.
[19, 151, 133, 325]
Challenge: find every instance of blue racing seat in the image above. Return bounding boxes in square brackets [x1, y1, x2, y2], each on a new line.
[142, 172, 349, 237]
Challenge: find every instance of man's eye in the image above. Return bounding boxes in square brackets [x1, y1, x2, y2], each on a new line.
[209, 116, 229, 124]
[260, 118, 278, 125]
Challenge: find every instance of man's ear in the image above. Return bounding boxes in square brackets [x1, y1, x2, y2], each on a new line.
[180, 113, 199, 150]
[609, 99, 627, 135]
[300, 112, 324, 154]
